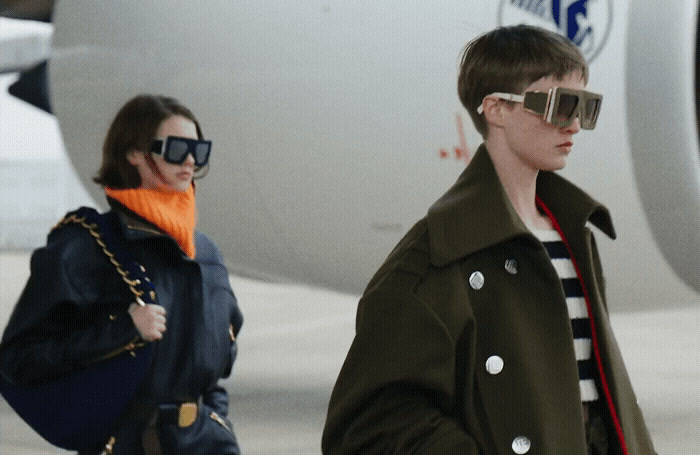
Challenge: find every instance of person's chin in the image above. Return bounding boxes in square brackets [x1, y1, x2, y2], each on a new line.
[540, 157, 567, 171]
[161, 181, 190, 193]
[171, 176, 193, 192]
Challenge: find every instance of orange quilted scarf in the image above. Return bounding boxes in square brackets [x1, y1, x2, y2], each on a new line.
[105, 185, 197, 258]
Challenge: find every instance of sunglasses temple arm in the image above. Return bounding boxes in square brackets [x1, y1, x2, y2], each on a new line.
[150, 140, 163, 154]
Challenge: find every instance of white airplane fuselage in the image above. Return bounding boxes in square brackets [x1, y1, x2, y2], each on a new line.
[47, 0, 700, 309]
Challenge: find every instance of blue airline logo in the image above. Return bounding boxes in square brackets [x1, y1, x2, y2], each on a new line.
[499, 0, 613, 62]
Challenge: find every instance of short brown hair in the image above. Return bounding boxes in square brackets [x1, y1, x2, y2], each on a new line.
[93, 94, 205, 188]
[458, 25, 589, 137]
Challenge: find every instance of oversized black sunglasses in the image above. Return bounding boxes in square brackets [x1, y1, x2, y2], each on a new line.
[150, 136, 212, 166]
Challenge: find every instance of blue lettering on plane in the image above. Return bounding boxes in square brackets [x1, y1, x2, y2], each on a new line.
[563, 1, 593, 47]
[509, 0, 549, 19]
[510, 0, 593, 47]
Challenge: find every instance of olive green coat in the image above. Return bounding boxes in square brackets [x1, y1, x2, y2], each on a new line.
[322, 146, 656, 454]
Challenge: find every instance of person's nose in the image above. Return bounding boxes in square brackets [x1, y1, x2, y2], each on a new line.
[564, 115, 581, 134]
[183, 152, 196, 167]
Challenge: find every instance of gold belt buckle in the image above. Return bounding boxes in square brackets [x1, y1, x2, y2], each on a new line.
[178, 402, 198, 428]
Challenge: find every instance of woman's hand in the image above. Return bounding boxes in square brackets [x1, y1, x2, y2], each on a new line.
[128, 302, 167, 341]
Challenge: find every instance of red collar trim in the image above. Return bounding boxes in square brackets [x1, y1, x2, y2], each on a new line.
[536, 196, 629, 455]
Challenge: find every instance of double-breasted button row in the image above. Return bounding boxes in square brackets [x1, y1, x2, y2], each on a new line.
[472, 261, 527, 453]
[483, 356, 531, 453]
[468, 259, 519, 290]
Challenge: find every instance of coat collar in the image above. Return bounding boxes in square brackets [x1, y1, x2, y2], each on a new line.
[107, 196, 165, 240]
[426, 144, 616, 266]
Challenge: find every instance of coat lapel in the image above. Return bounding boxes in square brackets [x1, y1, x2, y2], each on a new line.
[427, 144, 616, 268]
[427, 145, 530, 267]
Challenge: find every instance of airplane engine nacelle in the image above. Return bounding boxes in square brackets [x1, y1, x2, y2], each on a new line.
[626, 0, 700, 294]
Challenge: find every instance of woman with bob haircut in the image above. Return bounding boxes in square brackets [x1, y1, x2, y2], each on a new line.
[0, 94, 243, 454]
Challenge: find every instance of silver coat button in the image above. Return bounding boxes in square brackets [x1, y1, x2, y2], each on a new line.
[505, 259, 518, 274]
[469, 271, 484, 290]
[485, 355, 504, 375]
[512, 436, 531, 454]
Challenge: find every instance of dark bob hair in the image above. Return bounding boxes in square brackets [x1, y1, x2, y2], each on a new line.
[93, 94, 205, 188]
[458, 25, 589, 137]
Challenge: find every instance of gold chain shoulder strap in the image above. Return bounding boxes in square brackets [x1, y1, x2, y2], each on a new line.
[52, 210, 157, 306]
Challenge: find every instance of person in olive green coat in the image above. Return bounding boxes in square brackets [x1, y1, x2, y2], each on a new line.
[322, 25, 656, 454]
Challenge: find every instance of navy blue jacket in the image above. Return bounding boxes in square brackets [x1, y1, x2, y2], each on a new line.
[0, 202, 243, 454]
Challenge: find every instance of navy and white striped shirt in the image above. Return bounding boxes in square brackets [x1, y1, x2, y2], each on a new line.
[532, 227, 600, 403]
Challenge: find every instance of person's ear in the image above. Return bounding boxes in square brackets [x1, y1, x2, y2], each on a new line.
[481, 96, 506, 128]
[126, 148, 145, 166]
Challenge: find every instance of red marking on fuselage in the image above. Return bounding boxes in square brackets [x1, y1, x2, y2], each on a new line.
[438, 113, 472, 165]
[455, 113, 470, 163]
